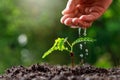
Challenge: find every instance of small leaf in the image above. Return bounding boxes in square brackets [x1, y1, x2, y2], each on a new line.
[42, 48, 53, 58]
[72, 37, 96, 46]
[42, 38, 68, 58]
[57, 38, 65, 50]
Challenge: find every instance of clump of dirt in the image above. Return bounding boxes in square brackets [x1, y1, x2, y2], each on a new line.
[0, 64, 120, 80]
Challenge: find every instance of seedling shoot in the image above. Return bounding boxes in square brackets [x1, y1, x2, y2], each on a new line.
[42, 37, 95, 67]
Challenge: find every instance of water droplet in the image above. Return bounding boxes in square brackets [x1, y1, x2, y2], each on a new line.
[86, 53, 88, 55]
[85, 49, 88, 53]
[83, 28, 87, 36]
[80, 54, 84, 58]
[84, 42, 86, 44]
[78, 28, 83, 50]
[78, 27, 89, 63]
[80, 44, 83, 49]
[78, 28, 81, 37]
[85, 48, 89, 56]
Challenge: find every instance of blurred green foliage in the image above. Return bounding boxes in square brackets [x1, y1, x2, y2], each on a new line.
[0, 0, 120, 74]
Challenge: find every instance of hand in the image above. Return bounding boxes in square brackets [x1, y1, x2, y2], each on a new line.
[61, 0, 112, 28]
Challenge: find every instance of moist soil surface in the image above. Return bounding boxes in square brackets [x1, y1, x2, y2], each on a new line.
[0, 64, 120, 80]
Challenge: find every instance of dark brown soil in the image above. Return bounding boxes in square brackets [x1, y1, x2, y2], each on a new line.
[0, 64, 120, 80]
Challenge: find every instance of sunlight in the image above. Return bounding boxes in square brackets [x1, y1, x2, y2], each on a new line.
[17, 0, 63, 28]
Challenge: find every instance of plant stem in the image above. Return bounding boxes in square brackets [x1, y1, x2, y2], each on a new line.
[71, 45, 73, 52]
[70, 52, 74, 68]
[66, 41, 72, 47]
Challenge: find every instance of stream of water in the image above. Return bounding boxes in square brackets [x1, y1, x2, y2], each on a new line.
[78, 28, 88, 63]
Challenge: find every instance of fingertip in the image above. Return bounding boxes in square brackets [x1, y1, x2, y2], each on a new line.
[62, 10, 66, 15]
[80, 15, 95, 22]
[70, 26, 79, 28]
[80, 15, 86, 21]
[62, 10, 72, 15]
[60, 14, 73, 24]
[72, 18, 79, 25]
[60, 16, 64, 24]
[78, 20, 93, 28]
[64, 18, 72, 26]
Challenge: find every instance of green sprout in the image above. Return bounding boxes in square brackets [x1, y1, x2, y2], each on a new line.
[42, 37, 95, 67]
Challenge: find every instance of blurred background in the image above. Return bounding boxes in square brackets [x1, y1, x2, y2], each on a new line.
[0, 0, 120, 74]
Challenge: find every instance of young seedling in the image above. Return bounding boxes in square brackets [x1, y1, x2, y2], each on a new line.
[42, 37, 95, 67]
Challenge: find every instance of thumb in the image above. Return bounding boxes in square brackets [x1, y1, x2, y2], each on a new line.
[62, 0, 78, 15]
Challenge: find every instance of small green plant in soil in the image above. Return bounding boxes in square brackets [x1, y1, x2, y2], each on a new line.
[42, 37, 95, 67]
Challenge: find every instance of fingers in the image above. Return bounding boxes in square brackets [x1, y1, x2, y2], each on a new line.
[61, 17, 92, 28]
[80, 0, 113, 22]
[78, 19, 93, 28]
[60, 14, 74, 24]
[61, 17, 78, 27]
[80, 14, 97, 22]
[72, 18, 79, 25]
[64, 18, 73, 26]
[80, 6, 105, 22]
[71, 19, 93, 28]
[62, 0, 78, 15]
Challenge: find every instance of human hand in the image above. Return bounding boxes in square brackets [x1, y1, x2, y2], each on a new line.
[61, 0, 112, 28]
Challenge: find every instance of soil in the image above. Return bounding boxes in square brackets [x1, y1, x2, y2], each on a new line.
[0, 64, 120, 80]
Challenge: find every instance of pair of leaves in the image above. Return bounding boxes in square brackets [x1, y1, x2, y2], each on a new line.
[42, 38, 68, 58]
[42, 37, 95, 58]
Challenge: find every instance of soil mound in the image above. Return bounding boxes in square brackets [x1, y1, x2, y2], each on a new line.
[0, 64, 120, 80]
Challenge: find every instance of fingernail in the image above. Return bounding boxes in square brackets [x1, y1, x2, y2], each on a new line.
[64, 18, 70, 25]
[60, 18, 63, 24]
[80, 16, 84, 20]
[62, 10, 65, 15]
[72, 18, 79, 26]
[62, 9, 69, 15]
[64, 18, 73, 26]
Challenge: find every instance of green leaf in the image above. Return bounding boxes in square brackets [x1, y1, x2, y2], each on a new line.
[57, 38, 65, 50]
[42, 48, 54, 59]
[42, 37, 95, 58]
[42, 38, 68, 58]
[72, 37, 96, 46]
